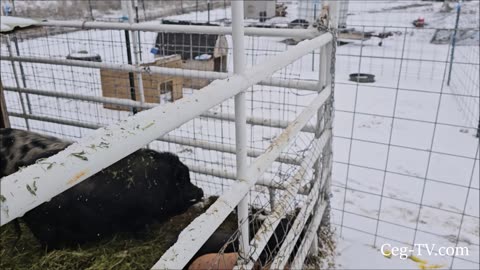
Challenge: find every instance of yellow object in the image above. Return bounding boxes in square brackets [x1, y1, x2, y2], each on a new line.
[383, 249, 392, 258]
[409, 255, 428, 264]
[419, 263, 445, 269]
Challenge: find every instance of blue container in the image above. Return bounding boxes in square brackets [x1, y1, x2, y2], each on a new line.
[150, 47, 160, 55]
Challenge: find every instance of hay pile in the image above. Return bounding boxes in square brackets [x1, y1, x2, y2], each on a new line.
[0, 197, 223, 270]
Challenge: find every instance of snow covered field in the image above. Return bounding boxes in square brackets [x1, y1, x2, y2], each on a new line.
[331, 1, 479, 269]
[1, 1, 479, 269]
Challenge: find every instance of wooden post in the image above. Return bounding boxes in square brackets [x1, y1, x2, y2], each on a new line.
[0, 81, 11, 128]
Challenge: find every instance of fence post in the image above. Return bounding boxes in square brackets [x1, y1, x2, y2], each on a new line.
[232, 0, 250, 263]
[310, 45, 328, 260]
[447, 1, 461, 86]
[207, 0, 211, 23]
[5, 35, 30, 130]
[127, 0, 145, 105]
[12, 35, 33, 114]
[0, 81, 10, 128]
[87, 0, 94, 20]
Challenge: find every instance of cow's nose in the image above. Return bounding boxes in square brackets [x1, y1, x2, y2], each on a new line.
[196, 188, 204, 199]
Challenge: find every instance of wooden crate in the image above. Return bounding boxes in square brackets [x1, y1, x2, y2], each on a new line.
[100, 55, 183, 111]
[182, 59, 214, 90]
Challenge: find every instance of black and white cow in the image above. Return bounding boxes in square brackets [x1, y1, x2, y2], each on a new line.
[0, 128, 204, 249]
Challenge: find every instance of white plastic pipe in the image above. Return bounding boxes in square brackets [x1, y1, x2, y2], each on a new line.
[126, 0, 145, 104]
[1, 55, 320, 91]
[37, 20, 321, 39]
[290, 199, 328, 269]
[270, 162, 331, 270]
[232, 0, 250, 263]
[4, 85, 317, 135]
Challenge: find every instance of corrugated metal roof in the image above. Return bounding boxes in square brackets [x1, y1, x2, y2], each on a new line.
[0, 16, 41, 33]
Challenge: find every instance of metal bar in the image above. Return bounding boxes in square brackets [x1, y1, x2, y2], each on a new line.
[245, 133, 329, 267]
[4, 86, 155, 109]
[0, 55, 320, 91]
[36, 20, 322, 39]
[4, 86, 317, 134]
[232, 0, 250, 263]
[202, 111, 317, 133]
[290, 155, 332, 270]
[127, 0, 145, 104]
[270, 164, 330, 269]
[123, 29, 138, 114]
[152, 86, 331, 269]
[289, 199, 328, 269]
[1, 33, 333, 227]
[11, 35, 33, 114]
[447, 2, 461, 86]
[5, 35, 30, 130]
[7, 111, 304, 191]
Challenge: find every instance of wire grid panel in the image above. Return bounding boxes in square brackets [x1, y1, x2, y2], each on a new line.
[0, 21, 333, 268]
[446, 2, 480, 131]
[330, 1, 480, 269]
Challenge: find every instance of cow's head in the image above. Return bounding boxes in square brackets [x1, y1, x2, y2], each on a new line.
[158, 152, 204, 214]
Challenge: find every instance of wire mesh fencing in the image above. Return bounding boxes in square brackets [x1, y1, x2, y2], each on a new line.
[330, 1, 479, 268]
[0, 13, 335, 268]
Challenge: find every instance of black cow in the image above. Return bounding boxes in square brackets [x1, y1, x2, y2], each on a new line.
[0, 128, 204, 249]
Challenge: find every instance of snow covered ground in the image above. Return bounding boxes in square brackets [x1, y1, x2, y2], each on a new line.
[1, 1, 479, 269]
[331, 1, 479, 269]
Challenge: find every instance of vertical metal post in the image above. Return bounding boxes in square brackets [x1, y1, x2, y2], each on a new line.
[447, 1, 461, 86]
[87, 0, 94, 20]
[309, 42, 329, 260]
[11, 0, 16, 16]
[133, 0, 142, 61]
[6, 35, 30, 130]
[232, 0, 250, 262]
[141, 0, 147, 21]
[207, 0, 211, 23]
[126, 0, 145, 105]
[12, 35, 32, 114]
[319, 40, 334, 252]
[196, 0, 199, 21]
[124, 30, 138, 114]
[0, 81, 11, 128]
[477, 119, 480, 138]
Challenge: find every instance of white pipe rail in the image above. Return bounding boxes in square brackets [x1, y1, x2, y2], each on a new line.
[36, 20, 321, 39]
[232, 0, 250, 262]
[0, 32, 333, 226]
[0, 55, 320, 91]
[151, 86, 331, 269]
[290, 200, 328, 269]
[5, 106, 307, 167]
[5, 112, 304, 190]
[3, 86, 317, 133]
[240, 130, 330, 269]
[126, 0, 145, 104]
[270, 163, 331, 269]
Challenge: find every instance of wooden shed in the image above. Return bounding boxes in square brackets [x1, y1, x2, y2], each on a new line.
[152, 20, 228, 89]
[100, 55, 183, 111]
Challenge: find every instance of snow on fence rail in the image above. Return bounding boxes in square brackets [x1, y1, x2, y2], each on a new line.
[0, 12, 335, 268]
